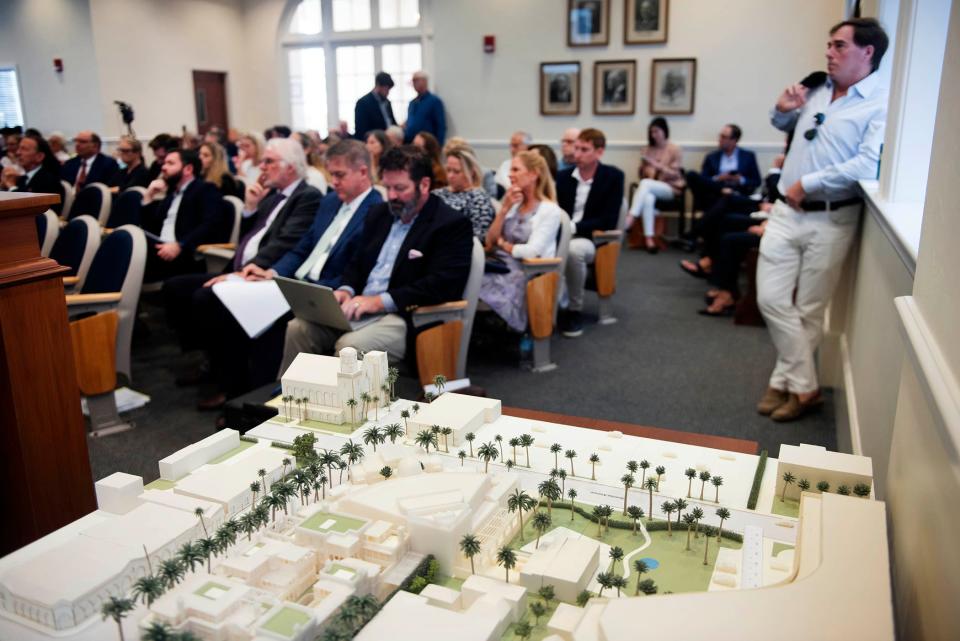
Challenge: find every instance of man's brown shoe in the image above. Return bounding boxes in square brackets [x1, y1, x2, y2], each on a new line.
[771, 393, 823, 422]
[197, 392, 227, 411]
[757, 387, 789, 415]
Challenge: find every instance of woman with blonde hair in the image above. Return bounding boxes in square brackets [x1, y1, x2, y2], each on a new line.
[433, 144, 495, 239]
[479, 150, 562, 332]
[199, 142, 244, 198]
[233, 132, 264, 184]
[115, 135, 151, 190]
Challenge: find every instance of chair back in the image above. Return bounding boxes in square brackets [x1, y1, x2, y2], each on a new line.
[49, 215, 100, 286]
[81, 225, 146, 381]
[554, 209, 573, 319]
[60, 180, 75, 220]
[106, 187, 145, 228]
[70, 183, 112, 225]
[455, 238, 485, 379]
[224, 195, 244, 245]
[36, 209, 59, 257]
[617, 197, 629, 230]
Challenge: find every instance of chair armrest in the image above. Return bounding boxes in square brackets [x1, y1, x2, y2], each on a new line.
[66, 292, 122, 316]
[592, 230, 623, 243]
[522, 257, 562, 277]
[197, 243, 236, 252]
[62, 276, 80, 287]
[412, 300, 468, 328]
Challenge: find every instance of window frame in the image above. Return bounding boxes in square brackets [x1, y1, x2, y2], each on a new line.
[0, 64, 26, 129]
[281, 0, 429, 132]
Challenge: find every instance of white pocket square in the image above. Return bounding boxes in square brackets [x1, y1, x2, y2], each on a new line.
[408, 249, 424, 259]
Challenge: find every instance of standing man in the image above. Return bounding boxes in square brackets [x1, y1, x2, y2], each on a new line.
[756, 17, 888, 421]
[556, 128, 624, 337]
[557, 128, 580, 172]
[279, 145, 472, 370]
[685, 124, 761, 212]
[61, 131, 119, 188]
[355, 72, 397, 141]
[404, 71, 446, 145]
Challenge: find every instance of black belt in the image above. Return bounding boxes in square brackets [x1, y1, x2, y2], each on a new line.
[799, 197, 863, 211]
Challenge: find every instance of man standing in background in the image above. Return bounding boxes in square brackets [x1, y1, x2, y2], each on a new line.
[355, 72, 397, 141]
[404, 71, 446, 145]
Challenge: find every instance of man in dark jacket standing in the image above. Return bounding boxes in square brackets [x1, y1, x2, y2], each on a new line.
[355, 72, 397, 141]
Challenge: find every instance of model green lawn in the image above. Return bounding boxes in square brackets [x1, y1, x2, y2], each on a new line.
[261, 606, 311, 638]
[771, 497, 800, 518]
[300, 511, 366, 533]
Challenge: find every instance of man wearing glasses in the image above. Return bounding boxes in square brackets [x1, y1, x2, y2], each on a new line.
[60, 130, 119, 188]
[755, 18, 888, 422]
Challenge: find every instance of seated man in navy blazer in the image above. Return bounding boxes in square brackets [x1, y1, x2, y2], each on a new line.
[0, 133, 66, 214]
[60, 130, 120, 189]
[279, 145, 472, 372]
[189, 139, 382, 409]
[355, 71, 397, 141]
[140, 148, 223, 282]
[556, 128, 624, 338]
[685, 124, 761, 212]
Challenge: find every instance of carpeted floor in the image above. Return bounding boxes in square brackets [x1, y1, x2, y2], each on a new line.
[86, 244, 836, 484]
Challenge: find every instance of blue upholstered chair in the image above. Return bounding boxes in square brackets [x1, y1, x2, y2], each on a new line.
[49, 215, 100, 288]
[69, 182, 112, 225]
[36, 209, 60, 257]
[105, 187, 145, 229]
[60, 180, 75, 220]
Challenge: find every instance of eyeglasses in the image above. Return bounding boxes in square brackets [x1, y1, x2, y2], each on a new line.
[117, 147, 135, 153]
[260, 157, 278, 165]
[804, 112, 826, 141]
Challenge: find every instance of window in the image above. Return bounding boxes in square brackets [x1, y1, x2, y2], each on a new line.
[0, 67, 25, 128]
[282, 0, 423, 132]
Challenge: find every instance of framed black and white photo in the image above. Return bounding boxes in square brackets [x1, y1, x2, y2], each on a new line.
[625, 0, 668, 44]
[567, 0, 610, 47]
[650, 57, 696, 114]
[540, 62, 581, 116]
[593, 60, 636, 115]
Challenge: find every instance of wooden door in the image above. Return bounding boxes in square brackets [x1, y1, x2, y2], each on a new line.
[192, 70, 228, 136]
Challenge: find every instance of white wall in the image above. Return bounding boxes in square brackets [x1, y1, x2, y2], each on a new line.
[0, 0, 105, 134]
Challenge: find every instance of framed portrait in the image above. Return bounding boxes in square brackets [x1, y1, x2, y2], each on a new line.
[567, 0, 610, 47]
[593, 60, 636, 115]
[650, 57, 696, 114]
[540, 62, 581, 116]
[625, 0, 668, 44]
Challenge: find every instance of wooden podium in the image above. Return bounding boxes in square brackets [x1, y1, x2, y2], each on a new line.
[0, 193, 96, 557]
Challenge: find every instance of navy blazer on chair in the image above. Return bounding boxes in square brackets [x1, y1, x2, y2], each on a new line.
[271, 188, 383, 286]
[141, 179, 223, 252]
[354, 92, 396, 140]
[700, 147, 761, 196]
[61, 153, 120, 187]
[556, 163, 625, 238]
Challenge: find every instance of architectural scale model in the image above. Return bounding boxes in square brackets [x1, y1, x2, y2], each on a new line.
[0, 351, 894, 641]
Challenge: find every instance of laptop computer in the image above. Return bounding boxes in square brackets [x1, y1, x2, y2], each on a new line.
[274, 276, 381, 332]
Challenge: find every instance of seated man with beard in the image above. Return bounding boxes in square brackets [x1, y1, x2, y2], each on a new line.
[278, 145, 473, 371]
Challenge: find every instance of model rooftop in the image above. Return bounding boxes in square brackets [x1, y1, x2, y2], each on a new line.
[282, 353, 340, 388]
[300, 511, 367, 534]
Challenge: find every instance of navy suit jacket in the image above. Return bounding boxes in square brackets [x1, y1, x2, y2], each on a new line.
[141, 179, 223, 252]
[354, 92, 396, 140]
[700, 148, 761, 196]
[61, 153, 120, 187]
[14, 166, 66, 214]
[556, 163, 625, 238]
[271, 188, 383, 287]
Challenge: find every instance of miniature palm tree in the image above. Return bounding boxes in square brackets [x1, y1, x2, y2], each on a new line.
[837, 484, 851, 495]
[638, 578, 658, 595]
[508, 488, 536, 540]
[301, 396, 310, 420]
[716, 507, 731, 541]
[588, 453, 600, 480]
[359, 391, 371, 418]
[315, 473, 327, 500]
[644, 477, 657, 521]
[655, 465, 666, 489]
[682, 513, 697, 551]
[363, 426, 383, 452]
[576, 590, 592, 607]
[853, 483, 871, 498]
[497, 546, 517, 582]
[684, 468, 697, 497]
[567, 488, 578, 520]
[493, 434, 504, 460]
[639, 459, 650, 484]
[608, 546, 624, 572]
[530, 599, 547, 624]
[506, 459, 515, 471]
[697, 470, 711, 500]
[132, 574, 165, 606]
[538, 478, 561, 516]
[673, 497, 688, 526]
[198, 537, 217, 572]
[612, 575, 628, 597]
[346, 397, 358, 424]
[556, 468, 568, 496]
[295, 397, 302, 421]
[538, 585, 555, 603]
[258, 468, 268, 494]
[515, 620, 532, 640]
[627, 505, 644, 534]
[381, 383, 391, 409]
[194, 506, 209, 538]
[600, 505, 614, 534]
[633, 559, 649, 594]
[239, 513, 256, 541]
[371, 395, 380, 420]
[592, 505, 605, 537]
[509, 437, 520, 462]
[441, 427, 453, 452]
[460, 533, 482, 574]
[177, 541, 203, 573]
[340, 440, 365, 481]
[691, 506, 704, 538]
[550, 443, 563, 468]
[702, 526, 714, 565]
[478, 442, 498, 472]
[249, 481, 261, 505]
[159, 557, 186, 589]
[412, 402, 420, 415]
[661, 501, 676, 537]
[532, 511, 552, 549]
[464, 432, 476, 457]
[101, 596, 135, 641]
[379, 466, 392, 480]
[424, 391, 435, 404]
[415, 429, 437, 453]
[797, 478, 811, 496]
[142, 621, 177, 641]
[565, 449, 577, 476]
[711, 475, 724, 502]
[781, 471, 796, 502]
[596, 571, 613, 597]
[282, 457, 292, 479]
[816, 480, 830, 493]
[458, 450, 467, 466]
[626, 459, 639, 476]
[520, 433, 534, 467]
[384, 423, 404, 444]
[621, 473, 635, 515]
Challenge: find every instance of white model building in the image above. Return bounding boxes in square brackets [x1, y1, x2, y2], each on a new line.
[775, 444, 874, 498]
[519, 536, 601, 603]
[280, 348, 388, 424]
[405, 393, 502, 446]
[159, 430, 240, 481]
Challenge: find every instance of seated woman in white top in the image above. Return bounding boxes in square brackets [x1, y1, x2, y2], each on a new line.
[479, 150, 562, 332]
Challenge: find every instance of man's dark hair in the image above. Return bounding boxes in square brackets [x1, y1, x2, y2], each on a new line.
[830, 17, 888, 72]
[149, 133, 179, 152]
[648, 117, 669, 146]
[24, 133, 60, 174]
[170, 148, 202, 176]
[726, 124, 742, 141]
[375, 71, 395, 89]
[379, 145, 433, 184]
[272, 125, 292, 139]
[578, 128, 607, 149]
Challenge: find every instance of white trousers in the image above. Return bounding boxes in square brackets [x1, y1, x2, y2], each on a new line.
[564, 237, 597, 312]
[756, 200, 859, 394]
[629, 178, 675, 236]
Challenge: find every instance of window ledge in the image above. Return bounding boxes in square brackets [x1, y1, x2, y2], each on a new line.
[859, 180, 921, 277]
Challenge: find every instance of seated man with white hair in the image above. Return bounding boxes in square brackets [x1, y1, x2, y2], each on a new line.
[495, 131, 532, 194]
